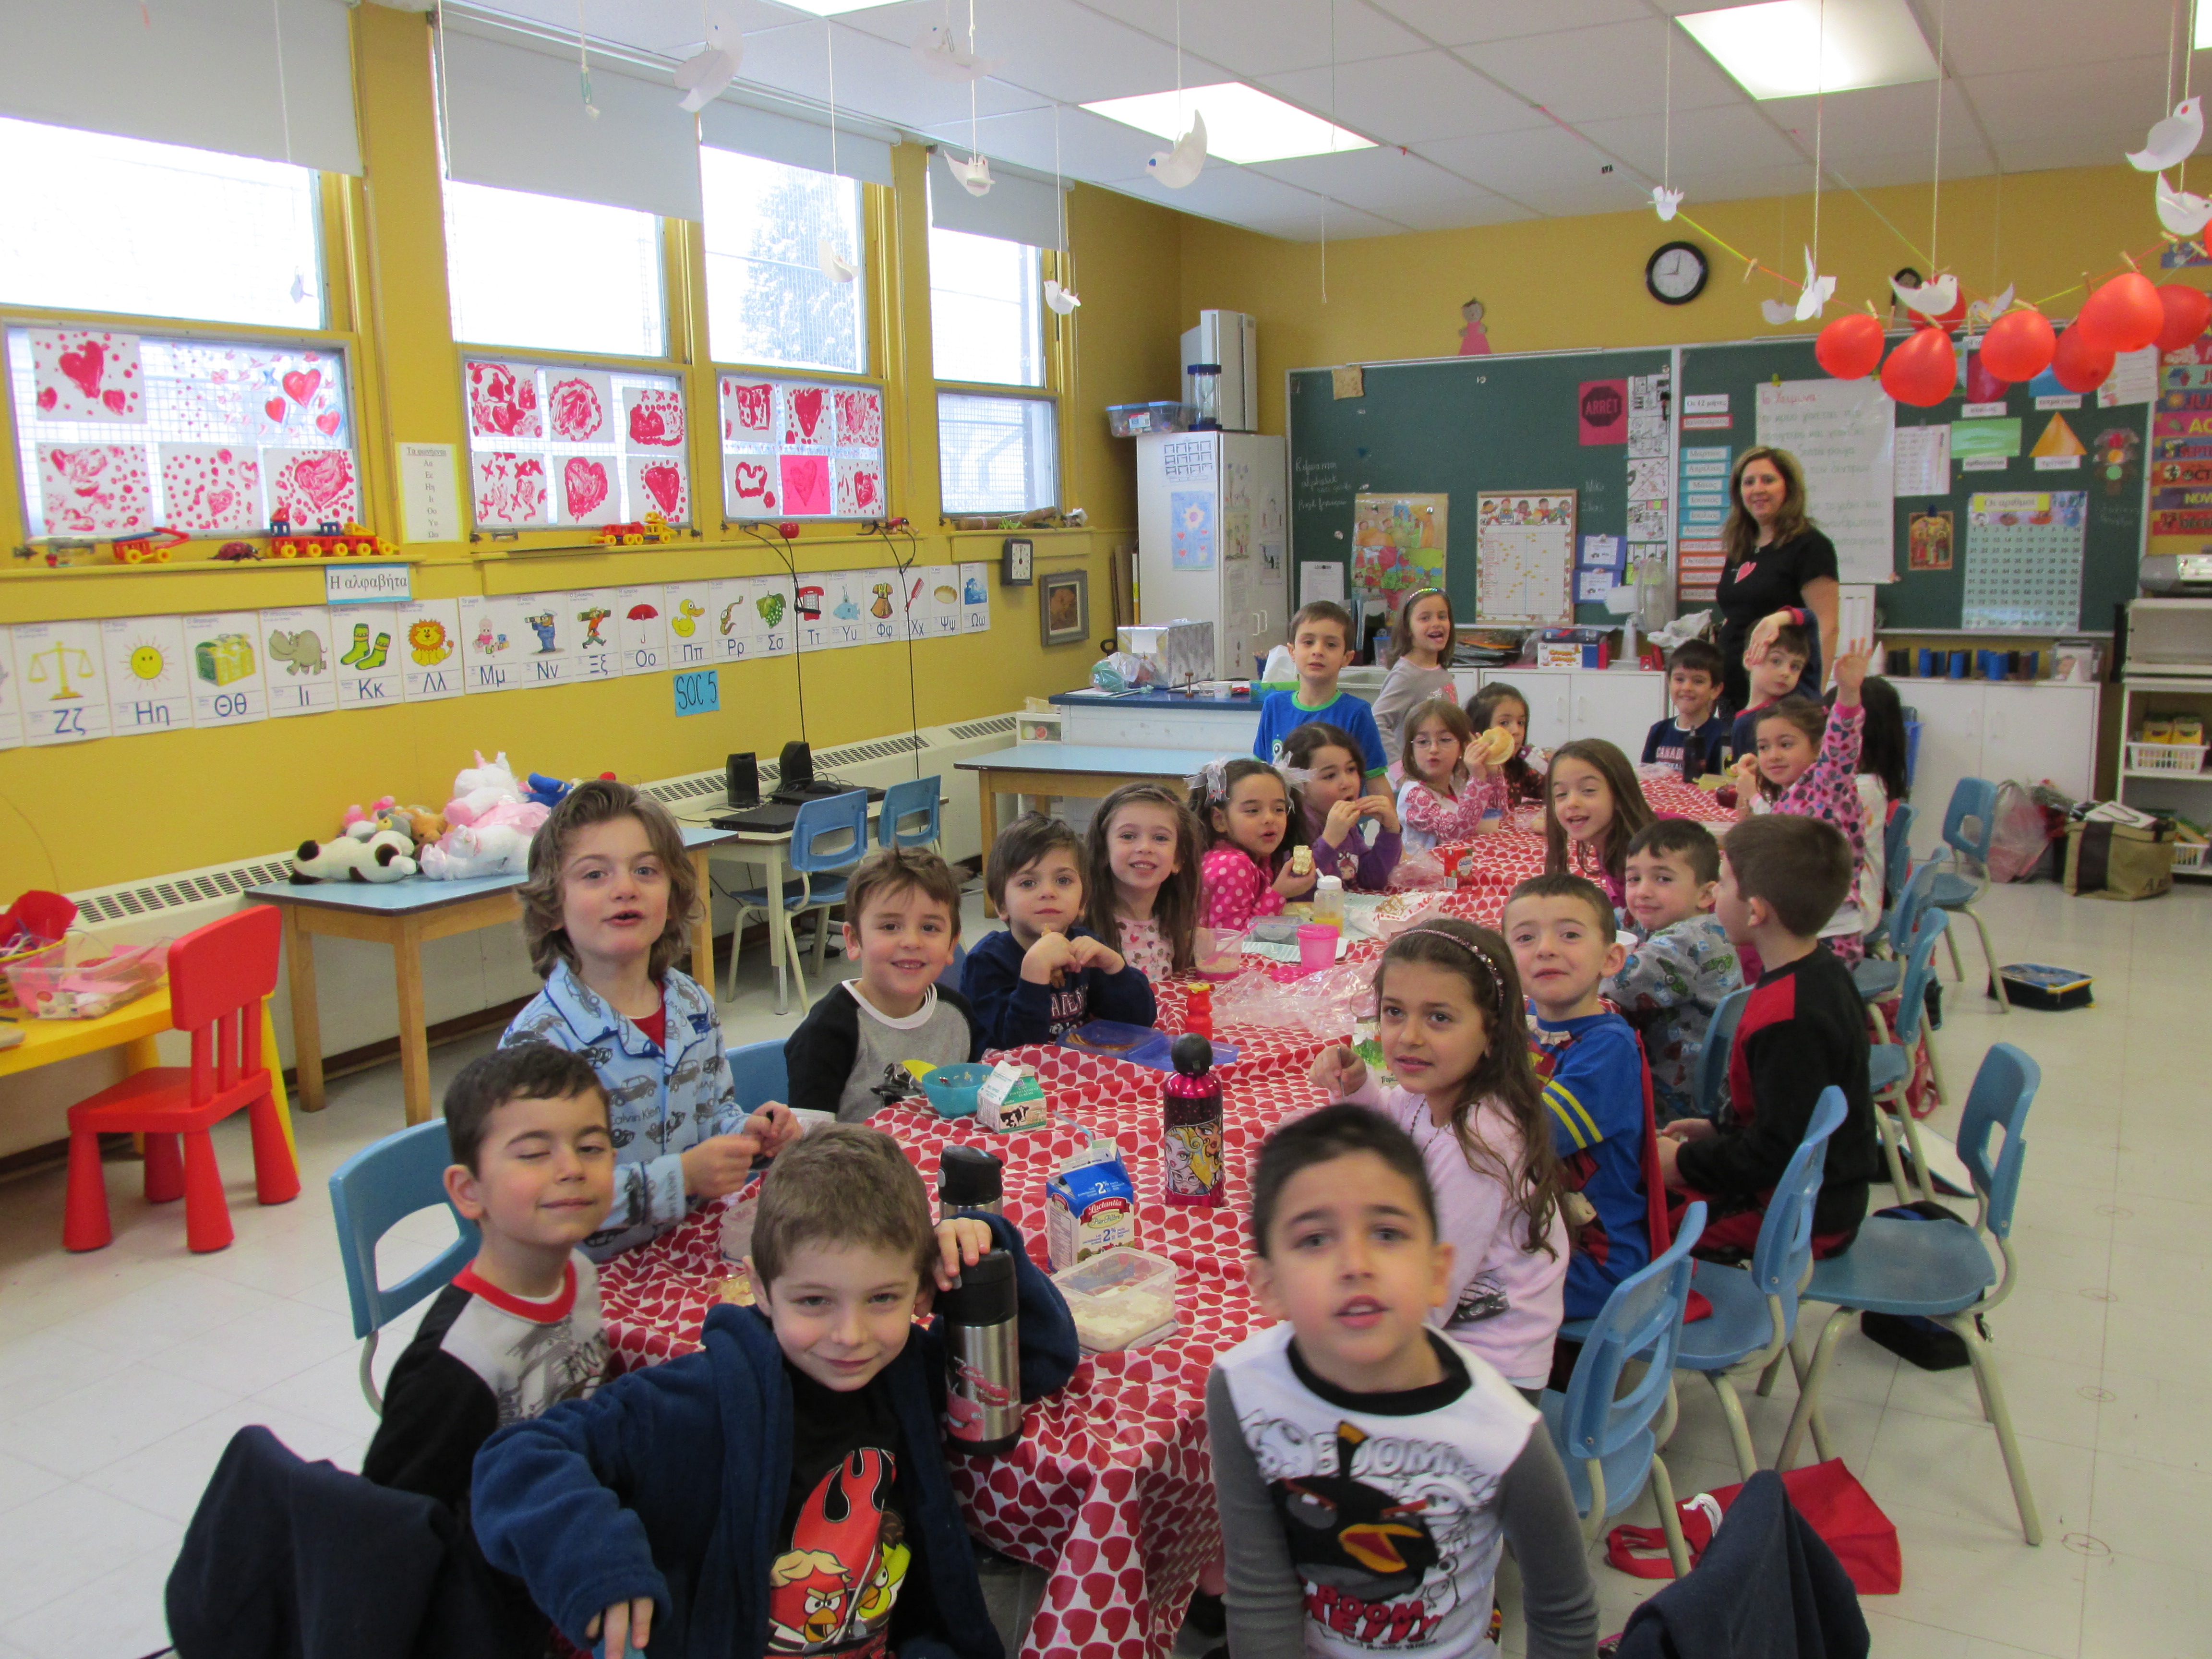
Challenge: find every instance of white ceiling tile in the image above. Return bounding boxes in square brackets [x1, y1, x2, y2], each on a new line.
[1257, 51, 1549, 145]
[1463, 17, 1747, 121]
[1240, 203, 1414, 241]
[1922, 0, 2180, 76]
[1961, 56, 2174, 144]
[1994, 132, 2160, 175]
[1418, 123, 1645, 204]
[1511, 179, 1676, 219]
[918, 104, 1165, 180]
[1760, 80, 1986, 157]
[1069, 0, 1430, 77]
[491, 0, 799, 58]
[1247, 144, 1522, 219]
[825, 0, 1184, 104]
[1113, 160, 1334, 224]
[1820, 146, 2002, 192]
[1669, 162, 1820, 205]
[1369, 0, 1652, 49]
[1576, 104, 1809, 177]
[735, 22, 1049, 128]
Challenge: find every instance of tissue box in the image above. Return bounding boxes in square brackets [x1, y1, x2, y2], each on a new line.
[1118, 621, 1214, 687]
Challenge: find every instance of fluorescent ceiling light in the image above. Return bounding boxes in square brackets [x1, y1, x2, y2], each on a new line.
[1679, 0, 1939, 100]
[1082, 82, 1374, 164]
[2199, 5, 2212, 48]
[773, 1, 907, 15]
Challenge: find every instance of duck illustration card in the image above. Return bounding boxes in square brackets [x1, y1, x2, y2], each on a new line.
[100, 613, 191, 736]
[180, 612, 269, 728]
[29, 329, 144, 423]
[331, 606, 403, 710]
[13, 620, 110, 745]
[258, 607, 338, 717]
[663, 582, 713, 667]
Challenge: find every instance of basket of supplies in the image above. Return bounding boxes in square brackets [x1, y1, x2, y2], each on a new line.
[2124, 741, 2208, 777]
[0, 890, 78, 1020]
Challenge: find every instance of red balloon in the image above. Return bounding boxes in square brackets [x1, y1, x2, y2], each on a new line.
[2154, 283, 2212, 354]
[2051, 322, 2115, 394]
[1879, 326, 1958, 407]
[2076, 272, 2163, 353]
[1815, 313, 1886, 379]
[1979, 308, 2056, 382]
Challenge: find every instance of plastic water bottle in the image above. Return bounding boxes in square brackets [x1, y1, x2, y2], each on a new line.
[1162, 1032, 1225, 1209]
[1312, 875, 1345, 932]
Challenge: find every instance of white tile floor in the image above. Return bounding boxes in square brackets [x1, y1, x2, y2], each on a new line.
[1, 881, 2206, 1659]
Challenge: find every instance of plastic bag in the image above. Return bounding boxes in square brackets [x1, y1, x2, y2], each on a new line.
[5, 935, 169, 1019]
[1211, 962, 1375, 1039]
[1386, 851, 1448, 893]
[1365, 890, 1452, 938]
[1986, 779, 2064, 884]
[1090, 651, 1154, 693]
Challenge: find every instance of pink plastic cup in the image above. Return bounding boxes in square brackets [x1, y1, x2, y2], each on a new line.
[1297, 924, 1337, 976]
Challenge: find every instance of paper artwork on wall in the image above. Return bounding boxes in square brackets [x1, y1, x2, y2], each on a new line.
[722, 377, 775, 441]
[959, 563, 992, 633]
[37, 443, 151, 536]
[397, 599, 464, 701]
[564, 590, 621, 682]
[835, 387, 883, 448]
[663, 582, 715, 671]
[259, 607, 338, 717]
[333, 606, 404, 710]
[615, 586, 671, 674]
[474, 452, 548, 526]
[158, 444, 263, 534]
[627, 455, 689, 523]
[1351, 493, 1447, 615]
[29, 329, 144, 423]
[13, 620, 110, 745]
[267, 447, 361, 526]
[1475, 491, 1575, 625]
[1962, 491, 2085, 632]
[721, 374, 885, 521]
[181, 611, 269, 728]
[100, 613, 191, 736]
[779, 453, 830, 517]
[834, 457, 883, 517]
[252, 354, 348, 445]
[0, 631, 20, 751]
[624, 386, 686, 447]
[546, 371, 612, 442]
[560, 456, 620, 525]
[466, 359, 542, 439]
[1170, 490, 1214, 570]
[730, 455, 775, 514]
[782, 385, 832, 447]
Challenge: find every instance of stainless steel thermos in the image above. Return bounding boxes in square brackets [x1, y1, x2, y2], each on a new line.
[938, 1247, 1021, 1455]
[938, 1143, 1005, 1216]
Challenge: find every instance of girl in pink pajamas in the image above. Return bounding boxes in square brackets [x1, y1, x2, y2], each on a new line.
[1189, 757, 1317, 931]
[1395, 697, 1512, 854]
[1735, 646, 1873, 962]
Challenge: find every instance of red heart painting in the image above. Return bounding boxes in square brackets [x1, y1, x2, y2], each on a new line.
[37, 443, 150, 534]
[271, 448, 360, 523]
[733, 460, 769, 500]
[282, 368, 321, 406]
[36, 386, 55, 411]
[31, 328, 142, 422]
[834, 386, 882, 448]
[58, 342, 105, 400]
[265, 397, 289, 423]
[779, 453, 830, 515]
[724, 379, 773, 438]
[315, 409, 342, 436]
[158, 442, 260, 533]
[102, 390, 127, 414]
[564, 457, 610, 518]
[787, 387, 827, 444]
[835, 458, 881, 516]
[625, 388, 685, 447]
[639, 461, 685, 517]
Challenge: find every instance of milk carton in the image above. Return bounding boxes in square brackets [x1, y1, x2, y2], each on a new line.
[975, 1059, 1047, 1133]
[1046, 1144, 1137, 1269]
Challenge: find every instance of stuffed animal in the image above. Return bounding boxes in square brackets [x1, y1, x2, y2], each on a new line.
[340, 795, 399, 840]
[524, 772, 573, 811]
[396, 805, 446, 849]
[419, 822, 533, 881]
[445, 750, 523, 826]
[291, 830, 419, 885]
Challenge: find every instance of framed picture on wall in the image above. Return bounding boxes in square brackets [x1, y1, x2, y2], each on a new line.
[1039, 569, 1089, 647]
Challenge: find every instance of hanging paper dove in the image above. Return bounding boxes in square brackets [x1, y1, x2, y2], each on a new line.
[1794, 246, 1836, 322]
[1966, 284, 2018, 329]
[674, 13, 742, 113]
[1042, 279, 1081, 315]
[2128, 96, 2204, 172]
[819, 240, 857, 284]
[1893, 272, 1960, 318]
[1147, 110, 1207, 190]
[1761, 299, 1797, 325]
[2156, 172, 2212, 237]
[945, 150, 993, 196]
[913, 23, 994, 82]
[1651, 185, 1683, 222]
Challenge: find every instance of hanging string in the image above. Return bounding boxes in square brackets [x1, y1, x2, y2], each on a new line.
[827, 22, 839, 180]
[1928, 0, 1946, 272]
[576, 0, 596, 115]
[2183, 0, 2197, 192]
[273, 0, 293, 165]
[1175, 0, 1185, 126]
[1321, 0, 1334, 301]
[1811, 0, 1824, 271]
[967, 0, 978, 157]
[1662, 20, 1672, 191]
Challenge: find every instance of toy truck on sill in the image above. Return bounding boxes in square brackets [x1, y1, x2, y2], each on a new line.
[268, 518, 395, 558]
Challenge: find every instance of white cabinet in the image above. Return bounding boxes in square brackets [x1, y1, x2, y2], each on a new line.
[1473, 666, 1669, 753]
[1134, 432, 1288, 680]
[1893, 680, 2101, 859]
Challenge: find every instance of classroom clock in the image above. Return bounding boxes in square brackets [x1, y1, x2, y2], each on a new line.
[1002, 536, 1034, 585]
[1646, 241, 1709, 306]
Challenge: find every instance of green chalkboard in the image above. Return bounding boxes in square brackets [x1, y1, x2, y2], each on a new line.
[1676, 337, 2147, 632]
[1289, 349, 1672, 627]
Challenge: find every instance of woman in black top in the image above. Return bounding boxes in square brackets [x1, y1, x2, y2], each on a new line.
[1713, 446, 1839, 710]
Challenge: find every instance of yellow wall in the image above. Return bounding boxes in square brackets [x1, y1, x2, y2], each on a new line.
[0, 4, 1187, 893]
[1178, 164, 2187, 436]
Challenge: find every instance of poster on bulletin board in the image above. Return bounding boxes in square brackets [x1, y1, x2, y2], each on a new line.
[1350, 493, 1447, 616]
[1475, 491, 1575, 624]
[1962, 491, 2086, 631]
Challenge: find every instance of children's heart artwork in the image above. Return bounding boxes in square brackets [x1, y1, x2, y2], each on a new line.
[466, 360, 542, 439]
[562, 456, 618, 524]
[721, 377, 774, 440]
[779, 453, 831, 517]
[158, 444, 262, 533]
[627, 456, 689, 522]
[730, 455, 776, 515]
[834, 458, 882, 517]
[834, 387, 883, 449]
[474, 452, 547, 525]
[266, 447, 361, 525]
[37, 443, 152, 535]
[547, 371, 611, 442]
[29, 329, 144, 423]
[251, 351, 347, 442]
[783, 385, 830, 447]
[624, 386, 686, 447]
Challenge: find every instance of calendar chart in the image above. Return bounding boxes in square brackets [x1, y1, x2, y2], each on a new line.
[1962, 491, 2086, 632]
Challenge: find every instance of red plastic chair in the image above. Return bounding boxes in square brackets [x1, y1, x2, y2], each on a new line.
[62, 906, 298, 1253]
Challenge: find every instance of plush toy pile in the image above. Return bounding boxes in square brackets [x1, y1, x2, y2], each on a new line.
[419, 751, 551, 880]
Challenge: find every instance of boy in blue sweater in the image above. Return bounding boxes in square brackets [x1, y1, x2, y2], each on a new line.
[473, 1124, 1077, 1659]
[963, 813, 1156, 1048]
[1251, 601, 1389, 781]
[1504, 873, 1657, 1323]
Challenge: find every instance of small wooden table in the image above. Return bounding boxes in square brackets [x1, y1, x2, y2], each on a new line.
[955, 745, 1223, 906]
[248, 825, 735, 1126]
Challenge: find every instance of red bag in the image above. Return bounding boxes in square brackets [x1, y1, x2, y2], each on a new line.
[1604, 1458, 1901, 1594]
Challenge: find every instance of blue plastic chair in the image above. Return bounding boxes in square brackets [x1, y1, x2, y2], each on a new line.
[1673, 1091, 1847, 1479]
[721, 790, 869, 1008]
[1927, 777, 2009, 1013]
[725, 1040, 789, 1112]
[878, 774, 943, 852]
[1689, 986, 1750, 1125]
[328, 1121, 478, 1415]
[1858, 799, 1916, 962]
[1867, 910, 1951, 1202]
[1544, 1202, 1707, 1577]
[1852, 854, 1939, 1003]
[1779, 1045, 2044, 1545]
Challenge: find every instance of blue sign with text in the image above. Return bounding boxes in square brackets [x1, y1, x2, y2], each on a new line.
[673, 668, 720, 717]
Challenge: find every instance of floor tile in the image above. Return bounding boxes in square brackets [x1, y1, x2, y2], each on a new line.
[1880, 1497, 2088, 1657]
[0, 1454, 67, 1519]
[140, 1293, 357, 1398]
[2076, 1551, 2207, 1659]
[246, 1346, 382, 1442]
[2083, 1449, 2212, 1573]
[1863, 1406, 2095, 1543]
[0, 1363, 242, 1480]
[0, 1544, 174, 1659]
[79, 1397, 367, 1526]
[2099, 1299, 2212, 1388]
[0, 1481, 180, 1622]
[43, 1270, 293, 1362]
[2092, 1370, 2212, 1474]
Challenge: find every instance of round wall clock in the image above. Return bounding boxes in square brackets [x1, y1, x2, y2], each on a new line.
[1646, 241, 1709, 306]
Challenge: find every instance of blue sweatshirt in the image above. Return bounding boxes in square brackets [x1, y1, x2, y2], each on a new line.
[1252, 688, 1388, 777]
[961, 924, 1157, 1050]
[1530, 1009, 1654, 1321]
[472, 1211, 1077, 1659]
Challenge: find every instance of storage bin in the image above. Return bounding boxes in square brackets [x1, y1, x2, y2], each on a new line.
[1106, 402, 1193, 437]
[2125, 742, 2207, 776]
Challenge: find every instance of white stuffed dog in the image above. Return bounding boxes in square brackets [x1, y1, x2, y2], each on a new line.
[291, 830, 419, 884]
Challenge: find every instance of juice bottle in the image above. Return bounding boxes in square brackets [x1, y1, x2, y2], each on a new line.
[1162, 1032, 1225, 1208]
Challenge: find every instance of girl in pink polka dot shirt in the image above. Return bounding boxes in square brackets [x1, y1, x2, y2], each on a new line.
[1189, 758, 1317, 932]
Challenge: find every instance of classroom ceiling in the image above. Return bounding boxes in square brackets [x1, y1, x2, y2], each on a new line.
[490, 0, 2205, 240]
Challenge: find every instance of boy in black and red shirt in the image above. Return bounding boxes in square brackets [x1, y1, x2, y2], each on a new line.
[1659, 815, 1880, 1260]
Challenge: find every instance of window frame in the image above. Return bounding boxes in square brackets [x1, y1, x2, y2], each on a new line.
[440, 174, 672, 363]
[697, 145, 872, 380]
[930, 240, 1070, 520]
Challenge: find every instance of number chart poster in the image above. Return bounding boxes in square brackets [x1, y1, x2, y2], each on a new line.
[1350, 493, 1447, 617]
[1475, 491, 1575, 625]
[1962, 492, 2086, 632]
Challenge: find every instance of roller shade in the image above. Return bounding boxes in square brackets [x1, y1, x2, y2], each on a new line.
[928, 160, 1064, 249]
[0, 0, 360, 174]
[697, 99, 894, 188]
[440, 20, 704, 221]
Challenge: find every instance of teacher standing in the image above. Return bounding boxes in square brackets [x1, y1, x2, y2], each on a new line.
[1713, 446, 1840, 710]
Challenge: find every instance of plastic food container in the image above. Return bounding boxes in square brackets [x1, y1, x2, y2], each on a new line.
[921, 1063, 995, 1119]
[1053, 1246, 1179, 1352]
[1106, 401, 1194, 437]
[1193, 926, 1245, 980]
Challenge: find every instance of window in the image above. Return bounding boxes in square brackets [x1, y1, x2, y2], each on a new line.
[461, 356, 689, 529]
[443, 179, 665, 359]
[8, 326, 356, 540]
[721, 374, 884, 521]
[0, 117, 323, 330]
[700, 149, 866, 375]
[929, 227, 1044, 387]
[938, 393, 1057, 516]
